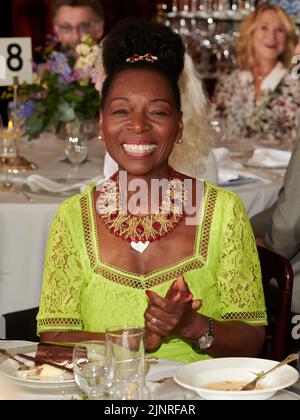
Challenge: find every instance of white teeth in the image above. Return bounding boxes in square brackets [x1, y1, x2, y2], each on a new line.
[122, 144, 157, 153]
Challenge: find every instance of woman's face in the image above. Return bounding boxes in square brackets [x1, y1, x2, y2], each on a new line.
[252, 10, 287, 65]
[100, 69, 183, 176]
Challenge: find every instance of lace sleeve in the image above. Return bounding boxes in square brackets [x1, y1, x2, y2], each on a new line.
[215, 194, 267, 326]
[37, 200, 85, 334]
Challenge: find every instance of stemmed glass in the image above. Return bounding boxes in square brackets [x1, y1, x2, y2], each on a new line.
[0, 119, 16, 190]
[65, 135, 88, 170]
[73, 340, 109, 400]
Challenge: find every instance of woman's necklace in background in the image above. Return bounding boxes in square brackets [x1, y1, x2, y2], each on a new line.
[96, 169, 187, 253]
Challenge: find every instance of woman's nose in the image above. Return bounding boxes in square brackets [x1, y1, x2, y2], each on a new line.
[129, 112, 151, 132]
[267, 29, 277, 43]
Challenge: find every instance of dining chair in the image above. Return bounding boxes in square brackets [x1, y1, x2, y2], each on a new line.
[257, 245, 294, 361]
[2, 307, 39, 342]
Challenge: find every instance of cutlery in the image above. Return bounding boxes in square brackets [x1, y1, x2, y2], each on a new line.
[148, 376, 172, 384]
[13, 184, 34, 202]
[0, 349, 30, 371]
[241, 353, 299, 391]
[0, 348, 73, 374]
[17, 352, 73, 374]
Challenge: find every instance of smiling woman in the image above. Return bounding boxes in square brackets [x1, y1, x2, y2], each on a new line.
[37, 18, 267, 364]
[210, 3, 300, 146]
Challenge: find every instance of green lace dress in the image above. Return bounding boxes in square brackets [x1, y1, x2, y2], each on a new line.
[37, 181, 267, 363]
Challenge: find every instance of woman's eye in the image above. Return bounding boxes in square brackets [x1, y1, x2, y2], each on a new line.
[150, 110, 168, 116]
[112, 109, 129, 115]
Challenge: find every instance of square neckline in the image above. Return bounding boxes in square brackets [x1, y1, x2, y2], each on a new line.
[88, 180, 207, 279]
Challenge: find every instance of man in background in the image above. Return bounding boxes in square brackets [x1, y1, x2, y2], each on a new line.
[52, 0, 105, 49]
[251, 43, 300, 353]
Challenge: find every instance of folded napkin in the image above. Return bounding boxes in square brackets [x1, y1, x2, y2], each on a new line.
[212, 148, 265, 185]
[212, 147, 244, 170]
[248, 148, 292, 168]
[26, 174, 104, 193]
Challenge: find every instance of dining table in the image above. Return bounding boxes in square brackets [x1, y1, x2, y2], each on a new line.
[0, 340, 299, 400]
[0, 135, 285, 339]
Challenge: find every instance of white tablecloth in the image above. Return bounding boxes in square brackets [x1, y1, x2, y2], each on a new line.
[0, 341, 299, 400]
[0, 137, 284, 338]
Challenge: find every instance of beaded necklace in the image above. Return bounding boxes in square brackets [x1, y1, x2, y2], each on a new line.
[96, 168, 187, 253]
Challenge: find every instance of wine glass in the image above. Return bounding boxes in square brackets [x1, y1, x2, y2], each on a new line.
[64, 135, 88, 170]
[210, 118, 226, 147]
[73, 340, 109, 400]
[0, 128, 16, 189]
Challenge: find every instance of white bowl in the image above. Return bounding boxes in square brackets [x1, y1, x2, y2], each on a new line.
[173, 357, 299, 400]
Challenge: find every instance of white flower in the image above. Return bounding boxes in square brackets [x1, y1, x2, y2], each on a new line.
[76, 43, 91, 56]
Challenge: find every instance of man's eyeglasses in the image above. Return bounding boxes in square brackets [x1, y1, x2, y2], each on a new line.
[57, 22, 95, 35]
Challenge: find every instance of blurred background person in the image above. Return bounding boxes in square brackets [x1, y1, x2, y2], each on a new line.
[251, 42, 300, 348]
[210, 4, 300, 147]
[52, 0, 105, 50]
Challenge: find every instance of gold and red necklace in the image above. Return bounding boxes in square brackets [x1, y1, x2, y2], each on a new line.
[96, 168, 187, 253]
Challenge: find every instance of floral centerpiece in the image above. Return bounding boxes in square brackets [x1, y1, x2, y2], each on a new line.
[14, 35, 103, 140]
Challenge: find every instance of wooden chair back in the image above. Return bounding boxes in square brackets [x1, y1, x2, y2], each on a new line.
[257, 245, 294, 361]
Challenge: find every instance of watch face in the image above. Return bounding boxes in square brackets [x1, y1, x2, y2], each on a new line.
[198, 334, 214, 350]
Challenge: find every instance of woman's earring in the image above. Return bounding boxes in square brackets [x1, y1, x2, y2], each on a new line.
[177, 138, 183, 144]
[98, 133, 104, 142]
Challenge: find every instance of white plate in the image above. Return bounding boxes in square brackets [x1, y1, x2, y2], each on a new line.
[0, 344, 76, 391]
[173, 357, 299, 400]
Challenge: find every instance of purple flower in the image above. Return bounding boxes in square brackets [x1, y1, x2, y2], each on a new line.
[74, 89, 84, 96]
[18, 101, 35, 118]
[35, 61, 52, 76]
[50, 52, 73, 79]
[73, 68, 85, 82]
[31, 92, 46, 100]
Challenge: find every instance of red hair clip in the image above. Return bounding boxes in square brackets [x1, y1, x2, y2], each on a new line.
[126, 53, 158, 63]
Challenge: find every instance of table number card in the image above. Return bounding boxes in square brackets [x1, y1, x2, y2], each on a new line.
[0, 37, 33, 86]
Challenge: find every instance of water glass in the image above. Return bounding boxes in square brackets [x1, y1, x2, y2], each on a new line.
[0, 135, 16, 187]
[65, 136, 87, 169]
[73, 340, 108, 400]
[210, 119, 226, 147]
[105, 326, 146, 400]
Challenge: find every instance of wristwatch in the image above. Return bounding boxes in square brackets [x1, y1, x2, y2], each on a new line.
[197, 318, 214, 350]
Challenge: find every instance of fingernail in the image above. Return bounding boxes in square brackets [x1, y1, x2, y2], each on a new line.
[146, 290, 151, 297]
[185, 292, 191, 298]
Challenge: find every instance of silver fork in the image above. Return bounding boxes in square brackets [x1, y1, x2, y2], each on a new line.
[241, 353, 299, 391]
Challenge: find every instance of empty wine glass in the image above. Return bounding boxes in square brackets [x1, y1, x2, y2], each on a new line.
[65, 136, 87, 170]
[73, 340, 109, 400]
[0, 132, 16, 189]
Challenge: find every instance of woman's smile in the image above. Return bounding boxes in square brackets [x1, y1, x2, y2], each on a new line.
[122, 142, 158, 158]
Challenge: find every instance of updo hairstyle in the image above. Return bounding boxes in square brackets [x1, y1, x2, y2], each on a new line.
[100, 18, 185, 111]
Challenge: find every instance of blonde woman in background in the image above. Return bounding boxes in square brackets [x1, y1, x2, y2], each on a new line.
[103, 52, 218, 183]
[210, 4, 300, 147]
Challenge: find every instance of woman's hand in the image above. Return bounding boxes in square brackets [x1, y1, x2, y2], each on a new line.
[144, 275, 202, 351]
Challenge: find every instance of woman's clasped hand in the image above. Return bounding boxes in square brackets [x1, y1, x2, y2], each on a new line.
[144, 274, 202, 351]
